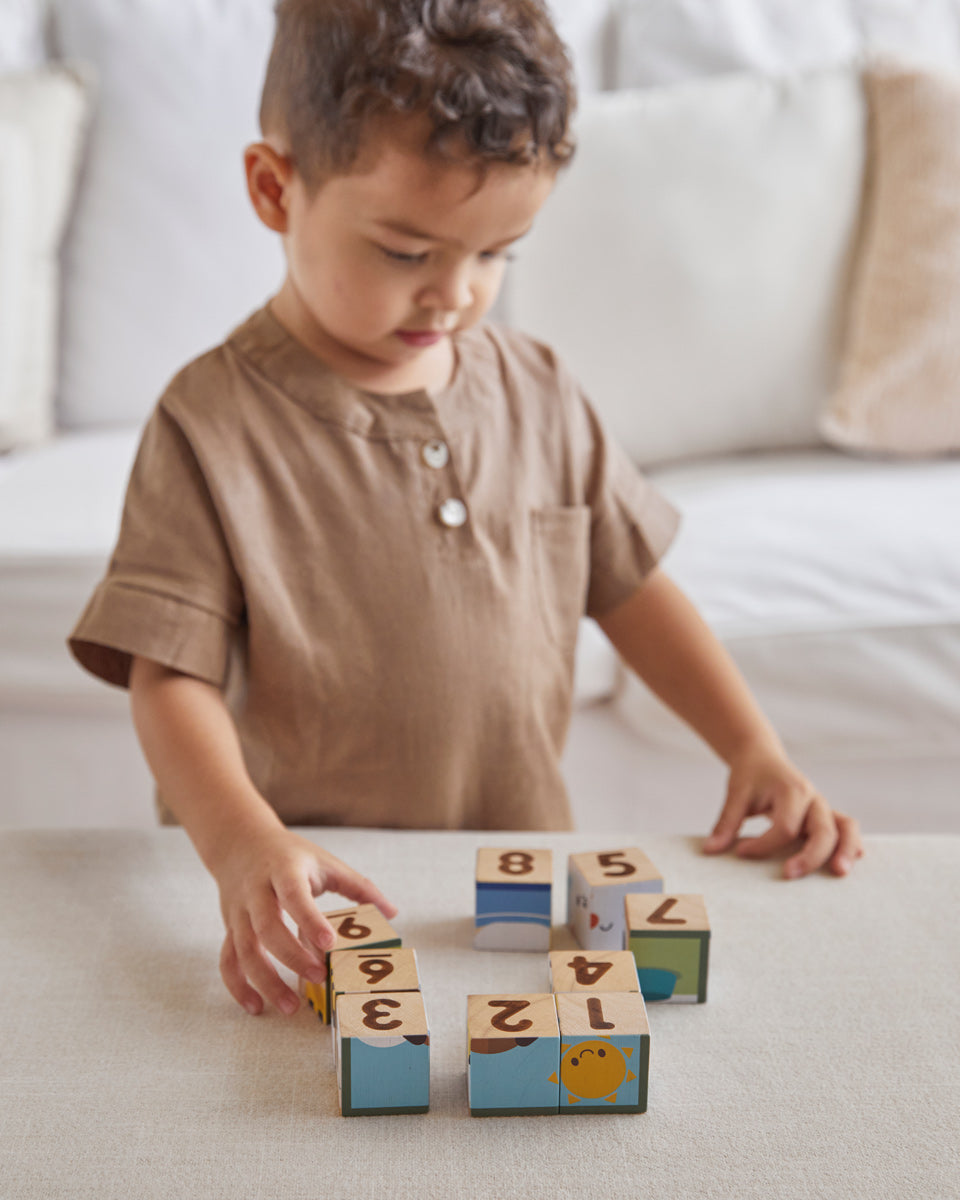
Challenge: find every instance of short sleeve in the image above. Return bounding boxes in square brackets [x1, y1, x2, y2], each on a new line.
[68, 404, 244, 689]
[573, 386, 681, 619]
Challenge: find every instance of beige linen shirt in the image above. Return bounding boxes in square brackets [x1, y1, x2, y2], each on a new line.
[69, 306, 679, 830]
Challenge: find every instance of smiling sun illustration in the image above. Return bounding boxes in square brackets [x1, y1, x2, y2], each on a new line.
[556, 1039, 636, 1104]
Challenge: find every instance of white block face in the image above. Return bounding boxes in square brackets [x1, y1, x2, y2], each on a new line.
[568, 864, 663, 951]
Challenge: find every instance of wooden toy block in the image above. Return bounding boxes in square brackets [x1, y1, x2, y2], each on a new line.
[300, 903, 401, 1024]
[467, 993, 560, 1116]
[330, 947, 420, 1012]
[334, 990, 430, 1116]
[625, 893, 710, 1004]
[474, 847, 553, 951]
[567, 847, 663, 951]
[548, 948, 640, 994]
[555, 991, 650, 1114]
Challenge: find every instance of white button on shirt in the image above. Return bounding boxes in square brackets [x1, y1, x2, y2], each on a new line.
[421, 439, 450, 469]
[437, 498, 468, 528]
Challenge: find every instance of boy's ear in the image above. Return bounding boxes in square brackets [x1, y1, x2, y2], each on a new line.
[244, 142, 295, 233]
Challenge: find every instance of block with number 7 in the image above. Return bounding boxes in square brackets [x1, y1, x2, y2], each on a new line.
[567, 848, 663, 951]
[625, 893, 710, 1003]
[300, 903, 401, 1024]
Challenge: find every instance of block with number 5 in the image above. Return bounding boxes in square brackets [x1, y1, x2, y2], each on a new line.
[474, 848, 552, 951]
[567, 848, 663, 951]
[300, 903, 401, 1024]
[334, 991, 430, 1116]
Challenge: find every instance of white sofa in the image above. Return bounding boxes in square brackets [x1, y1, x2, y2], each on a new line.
[1, 0, 958, 834]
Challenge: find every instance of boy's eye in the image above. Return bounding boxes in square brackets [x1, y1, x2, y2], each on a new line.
[480, 250, 517, 263]
[378, 245, 429, 265]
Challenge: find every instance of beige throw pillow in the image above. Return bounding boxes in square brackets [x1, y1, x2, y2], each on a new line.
[821, 63, 960, 456]
[0, 66, 90, 452]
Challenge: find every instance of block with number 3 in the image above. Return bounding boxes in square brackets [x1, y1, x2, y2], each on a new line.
[301, 903, 401, 1024]
[567, 847, 663, 951]
[474, 848, 552, 951]
[334, 991, 430, 1116]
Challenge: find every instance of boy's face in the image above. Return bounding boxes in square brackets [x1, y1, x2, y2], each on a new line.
[251, 119, 556, 389]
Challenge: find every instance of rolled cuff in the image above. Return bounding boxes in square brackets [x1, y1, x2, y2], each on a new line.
[68, 581, 236, 689]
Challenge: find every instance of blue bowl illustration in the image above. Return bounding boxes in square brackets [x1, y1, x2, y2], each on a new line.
[637, 967, 679, 1002]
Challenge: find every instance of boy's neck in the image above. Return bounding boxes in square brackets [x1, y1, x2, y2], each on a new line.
[268, 284, 457, 397]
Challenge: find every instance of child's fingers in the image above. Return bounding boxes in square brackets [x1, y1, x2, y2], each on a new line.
[220, 931, 264, 1015]
[231, 910, 303, 1015]
[316, 857, 399, 921]
[734, 789, 808, 860]
[827, 812, 864, 876]
[782, 800, 839, 879]
[248, 887, 328, 983]
[703, 784, 751, 854]
[273, 873, 339, 955]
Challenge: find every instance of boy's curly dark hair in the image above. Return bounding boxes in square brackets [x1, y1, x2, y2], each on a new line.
[259, 0, 576, 189]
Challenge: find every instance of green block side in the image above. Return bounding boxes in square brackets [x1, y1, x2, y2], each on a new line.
[637, 1034, 650, 1112]
[629, 930, 710, 1002]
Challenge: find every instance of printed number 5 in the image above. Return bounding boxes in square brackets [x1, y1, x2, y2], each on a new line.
[597, 851, 635, 877]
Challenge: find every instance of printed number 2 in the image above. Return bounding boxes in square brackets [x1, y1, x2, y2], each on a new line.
[597, 851, 635, 877]
[488, 1000, 533, 1032]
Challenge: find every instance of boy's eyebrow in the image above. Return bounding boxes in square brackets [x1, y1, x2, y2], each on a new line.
[375, 218, 533, 246]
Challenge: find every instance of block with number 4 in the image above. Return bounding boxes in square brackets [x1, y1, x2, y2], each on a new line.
[467, 994, 560, 1116]
[474, 848, 552, 951]
[568, 848, 663, 951]
[625, 893, 710, 1004]
[301, 903, 401, 1024]
[548, 949, 640, 994]
[334, 990, 430, 1116]
[555, 991, 650, 1113]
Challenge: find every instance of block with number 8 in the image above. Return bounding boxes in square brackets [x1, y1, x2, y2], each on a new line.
[474, 848, 552, 951]
[300, 903, 401, 1024]
[567, 847, 663, 951]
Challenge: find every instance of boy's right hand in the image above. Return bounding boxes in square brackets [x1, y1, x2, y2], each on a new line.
[210, 825, 398, 1016]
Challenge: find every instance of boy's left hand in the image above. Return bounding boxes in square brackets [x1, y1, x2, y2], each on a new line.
[703, 739, 864, 879]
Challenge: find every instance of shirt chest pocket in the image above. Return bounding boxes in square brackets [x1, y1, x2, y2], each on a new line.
[530, 505, 591, 656]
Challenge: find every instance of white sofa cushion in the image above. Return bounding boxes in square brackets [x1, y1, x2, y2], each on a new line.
[0, 66, 89, 449]
[615, 0, 960, 84]
[506, 68, 865, 466]
[619, 451, 960, 759]
[49, 0, 284, 429]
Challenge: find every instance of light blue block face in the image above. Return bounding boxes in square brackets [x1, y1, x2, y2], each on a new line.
[468, 1038, 560, 1115]
[475, 881, 551, 950]
[342, 1036, 430, 1114]
[558, 1035, 644, 1112]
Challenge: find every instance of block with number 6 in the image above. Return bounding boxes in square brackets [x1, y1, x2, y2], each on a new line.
[474, 848, 552, 951]
[625, 893, 710, 1004]
[300, 903, 401, 1024]
[568, 847, 663, 951]
[334, 991, 430, 1116]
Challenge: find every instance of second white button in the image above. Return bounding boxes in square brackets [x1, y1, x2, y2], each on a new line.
[437, 498, 468, 528]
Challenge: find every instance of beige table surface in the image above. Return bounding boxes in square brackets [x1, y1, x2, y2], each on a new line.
[1, 829, 957, 1200]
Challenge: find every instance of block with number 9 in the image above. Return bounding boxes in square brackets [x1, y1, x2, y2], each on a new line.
[567, 848, 663, 951]
[300, 903, 401, 1024]
[474, 848, 553, 951]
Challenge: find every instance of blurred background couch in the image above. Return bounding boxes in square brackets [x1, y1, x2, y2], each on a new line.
[1, 0, 958, 832]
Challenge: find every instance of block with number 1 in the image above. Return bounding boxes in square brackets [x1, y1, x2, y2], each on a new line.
[567, 847, 663, 951]
[474, 848, 552, 951]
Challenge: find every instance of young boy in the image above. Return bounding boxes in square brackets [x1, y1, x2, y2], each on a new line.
[69, 0, 862, 1018]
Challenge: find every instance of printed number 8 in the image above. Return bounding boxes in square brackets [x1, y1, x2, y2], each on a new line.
[499, 852, 534, 876]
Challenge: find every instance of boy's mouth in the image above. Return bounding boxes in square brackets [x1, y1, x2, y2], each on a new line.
[395, 329, 447, 348]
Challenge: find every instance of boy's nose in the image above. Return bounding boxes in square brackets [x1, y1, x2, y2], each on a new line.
[420, 267, 473, 314]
